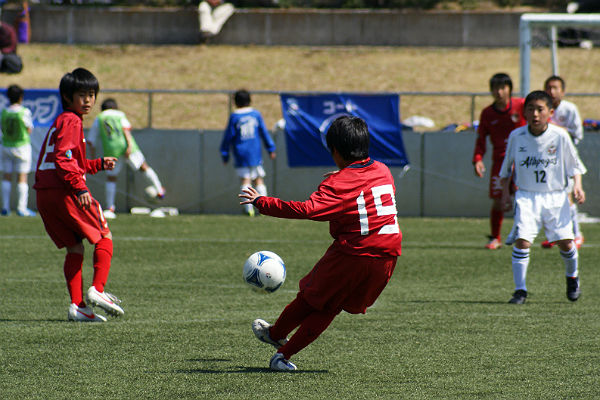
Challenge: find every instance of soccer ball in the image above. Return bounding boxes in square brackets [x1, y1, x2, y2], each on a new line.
[243, 251, 286, 293]
[144, 186, 159, 201]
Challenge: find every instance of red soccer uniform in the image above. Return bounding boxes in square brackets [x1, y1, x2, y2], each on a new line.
[255, 158, 402, 314]
[34, 110, 109, 248]
[473, 97, 526, 198]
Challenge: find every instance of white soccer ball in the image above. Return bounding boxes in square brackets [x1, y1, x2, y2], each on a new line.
[243, 251, 286, 293]
[144, 185, 158, 201]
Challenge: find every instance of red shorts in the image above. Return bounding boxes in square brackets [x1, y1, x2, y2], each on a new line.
[489, 161, 515, 199]
[36, 188, 110, 249]
[299, 247, 397, 314]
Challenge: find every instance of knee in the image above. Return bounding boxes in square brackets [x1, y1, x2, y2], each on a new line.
[67, 242, 84, 255]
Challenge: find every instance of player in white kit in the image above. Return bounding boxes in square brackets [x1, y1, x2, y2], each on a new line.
[499, 90, 586, 304]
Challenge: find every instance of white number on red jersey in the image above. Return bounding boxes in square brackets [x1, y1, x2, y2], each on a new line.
[38, 127, 57, 171]
[356, 184, 399, 236]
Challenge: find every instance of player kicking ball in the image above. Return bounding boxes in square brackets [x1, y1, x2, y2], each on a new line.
[240, 116, 402, 371]
[499, 91, 586, 305]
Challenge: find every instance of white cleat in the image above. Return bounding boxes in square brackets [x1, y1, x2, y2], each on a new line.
[103, 209, 117, 219]
[86, 286, 124, 317]
[270, 353, 297, 371]
[252, 319, 288, 349]
[68, 303, 107, 322]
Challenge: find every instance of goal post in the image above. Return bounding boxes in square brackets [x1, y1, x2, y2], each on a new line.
[519, 13, 600, 96]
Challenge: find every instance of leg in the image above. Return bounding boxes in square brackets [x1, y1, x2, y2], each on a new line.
[64, 242, 85, 307]
[105, 176, 118, 211]
[87, 231, 124, 316]
[509, 239, 531, 304]
[2, 173, 12, 213]
[569, 193, 583, 248]
[138, 161, 165, 197]
[254, 176, 267, 197]
[16, 172, 32, 215]
[240, 177, 254, 216]
[558, 239, 580, 301]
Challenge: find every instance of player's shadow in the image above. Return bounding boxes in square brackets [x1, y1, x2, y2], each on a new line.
[175, 358, 327, 374]
[403, 299, 508, 305]
[0, 318, 66, 322]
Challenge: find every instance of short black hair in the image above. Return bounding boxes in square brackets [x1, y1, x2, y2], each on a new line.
[325, 115, 369, 162]
[524, 90, 553, 109]
[489, 72, 513, 93]
[544, 75, 565, 91]
[6, 84, 24, 104]
[101, 98, 118, 111]
[59, 68, 99, 109]
[234, 89, 251, 108]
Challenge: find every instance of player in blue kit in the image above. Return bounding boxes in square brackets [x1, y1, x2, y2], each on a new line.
[220, 89, 276, 216]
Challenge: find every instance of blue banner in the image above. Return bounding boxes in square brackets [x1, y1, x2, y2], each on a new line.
[280, 93, 408, 167]
[0, 88, 62, 127]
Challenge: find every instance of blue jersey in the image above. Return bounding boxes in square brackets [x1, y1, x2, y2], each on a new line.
[220, 107, 276, 168]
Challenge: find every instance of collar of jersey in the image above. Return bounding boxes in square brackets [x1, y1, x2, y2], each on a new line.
[347, 158, 373, 169]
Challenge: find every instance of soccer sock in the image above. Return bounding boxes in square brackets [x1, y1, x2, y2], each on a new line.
[142, 167, 163, 193]
[240, 185, 253, 214]
[560, 246, 579, 278]
[570, 203, 581, 238]
[105, 181, 117, 210]
[2, 180, 11, 211]
[490, 208, 504, 240]
[270, 293, 314, 341]
[277, 308, 338, 360]
[17, 182, 29, 212]
[64, 252, 85, 306]
[255, 183, 267, 197]
[512, 247, 530, 291]
[92, 238, 113, 293]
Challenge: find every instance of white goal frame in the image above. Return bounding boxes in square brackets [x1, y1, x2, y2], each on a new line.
[520, 13, 600, 96]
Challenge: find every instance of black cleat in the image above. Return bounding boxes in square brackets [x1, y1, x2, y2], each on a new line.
[509, 289, 527, 304]
[566, 277, 581, 302]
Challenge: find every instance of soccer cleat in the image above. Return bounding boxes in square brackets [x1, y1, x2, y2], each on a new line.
[103, 207, 117, 219]
[509, 289, 527, 304]
[1, 208, 9, 216]
[16, 208, 36, 217]
[86, 286, 124, 317]
[566, 277, 581, 302]
[68, 303, 107, 322]
[157, 187, 166, 200]
[541, 240, 555, 249]
[574, 236, 584, 250]
[269, 353, 297, 371]
[485, 236, 502, 250]
[252, 319, 288, 349]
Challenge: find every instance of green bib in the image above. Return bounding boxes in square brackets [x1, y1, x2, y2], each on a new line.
[97, 110, 139, 158]
[1, 108, 30, 148]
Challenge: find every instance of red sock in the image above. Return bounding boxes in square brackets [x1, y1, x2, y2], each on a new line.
[491, 208, 504, 240]
[270, 293, 314, 341]
[92, 238, 113, 293]
[277, 308, 338, 360]
[64, 253, 84, 306]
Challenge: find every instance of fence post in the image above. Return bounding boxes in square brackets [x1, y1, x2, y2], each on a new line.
[147, 92, 153, 129]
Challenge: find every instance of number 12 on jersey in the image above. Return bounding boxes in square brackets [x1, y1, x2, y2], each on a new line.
[356, 184, 400, 235]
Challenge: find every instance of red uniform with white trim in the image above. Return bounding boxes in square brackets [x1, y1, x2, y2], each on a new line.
[255, 158, 401, 314]
[34, 110, 109, 248]
[473, 97, 526, 198]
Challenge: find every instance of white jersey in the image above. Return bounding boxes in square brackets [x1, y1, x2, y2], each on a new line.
[499, 124, 586, 192]
[551, 100, 583, 144]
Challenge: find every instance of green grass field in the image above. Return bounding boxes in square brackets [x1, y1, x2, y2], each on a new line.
[1, 214, 599, 399]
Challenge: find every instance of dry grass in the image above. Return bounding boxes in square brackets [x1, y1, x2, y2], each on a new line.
[5, 44, 600, 129]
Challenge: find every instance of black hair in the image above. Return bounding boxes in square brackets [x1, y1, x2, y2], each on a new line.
[544, 75, 565, 91]
[59, 68, 99, 109]
[6, 84, 24, 104]
[101, 98, 118, 111]
[234, 89, 251, 108]
[524, 90, 553, 109]
[325, 115, 369, 162]
[489, 72, 513, 93]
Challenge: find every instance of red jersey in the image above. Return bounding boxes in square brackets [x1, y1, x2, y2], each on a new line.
[255, 158, 402, 257]
[473, 97, 526, 164]
[34, 110, 103, 193]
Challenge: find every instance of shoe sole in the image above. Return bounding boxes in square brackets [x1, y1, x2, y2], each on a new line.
[86, 294, 124, 317]
[252, 319, 286, 349]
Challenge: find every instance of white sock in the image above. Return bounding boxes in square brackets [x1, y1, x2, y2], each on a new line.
[570, 203, 581, 238]
[560, 246, 579, 278]
[17, 182, 29, 212]
[105, 181, 117, 210]
[142, 167, 163, 194]
[2, 180, 11, 211]
[512, 247, 530, 291]
[241, 185, 253, 214]
[255, 183, 267, 197]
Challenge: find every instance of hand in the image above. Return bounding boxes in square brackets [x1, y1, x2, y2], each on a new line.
[500, 191, 512, 212]
[103, 157, 117, 171]
[573, 187, 586, 204]
[269, 152, 276, 160]
[77, 192, 92, 209]
[239, 186, 260, 205]
[474, 160, 485, 178]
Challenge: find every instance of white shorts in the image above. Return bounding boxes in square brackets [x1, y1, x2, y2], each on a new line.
[106, 150, 145, 177]
[1, 144, 32, 174]
[236, 165, 265, 180]
[511, 190, 573, 244]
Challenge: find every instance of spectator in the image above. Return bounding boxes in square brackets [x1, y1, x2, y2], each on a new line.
[0, 21, 23, 74]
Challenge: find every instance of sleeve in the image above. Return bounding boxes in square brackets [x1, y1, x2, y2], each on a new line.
[498, 132, 515, 179]
[219, 116, 234, 163]
[53, 119, 89, 192]
[121, 114, 132, 130]
[23, 108, 33, 130]
[85, 158, 104, 175]
[257, 113, 276, 153]
[472, 110, 488, 163]
[255, 180, 342, 221]
[87, 117, 100, 146]
[564, 136, 587, 177]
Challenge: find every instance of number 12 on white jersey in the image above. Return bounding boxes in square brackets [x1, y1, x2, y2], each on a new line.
[356, 184, 399, 235]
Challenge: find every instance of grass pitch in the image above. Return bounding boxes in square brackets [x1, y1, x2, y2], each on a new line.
[1, 214, 599, 399]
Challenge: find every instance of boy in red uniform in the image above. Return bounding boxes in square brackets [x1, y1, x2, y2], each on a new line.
[473, 73, 526, 249]
[240, 115, 402, 371]
[34, 68, 124, 322]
